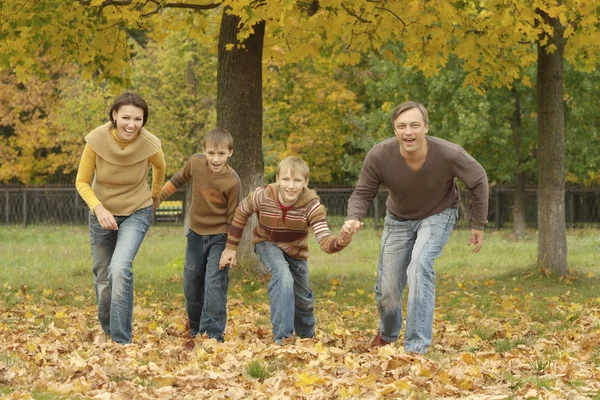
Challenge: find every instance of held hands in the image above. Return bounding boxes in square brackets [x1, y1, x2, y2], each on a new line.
[468, 229, 484, 253]
[219, 248, 237, 270]
[93, 204, 118, 230]
[338, 226, 354, 246]
[338, 219, 363, 246]
[342, 219, 363, 235]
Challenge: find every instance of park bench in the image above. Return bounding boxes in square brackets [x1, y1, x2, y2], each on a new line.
[155, 200, 183, 223]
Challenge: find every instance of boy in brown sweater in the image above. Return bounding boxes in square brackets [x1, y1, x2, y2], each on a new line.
[161, 128, 240, 345]
[219, 156, 354, 344]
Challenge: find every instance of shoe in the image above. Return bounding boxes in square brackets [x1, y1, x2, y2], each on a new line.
[371, 332, 391, 348]
[275, 336, 296, 345]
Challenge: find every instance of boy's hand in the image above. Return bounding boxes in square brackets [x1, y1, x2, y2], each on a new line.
[219, 249, 237, 270]
[338, 227, 353, 245]
[152, 197, 161, 211]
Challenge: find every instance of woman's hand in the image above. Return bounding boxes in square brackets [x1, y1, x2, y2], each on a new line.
[93, 204, 118, 230]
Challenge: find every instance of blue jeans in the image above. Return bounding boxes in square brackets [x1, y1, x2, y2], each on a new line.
[184, 230, 229, 341]
[89, 205, 153, 344]
[255, 241, 315, 343]
[376, 207, 458, 354]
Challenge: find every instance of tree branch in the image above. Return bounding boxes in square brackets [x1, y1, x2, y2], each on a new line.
[375, 6, 407, 30]
[78, 0, 222, 17]
[163, 2, 221, 10]
[340, 3, 371, 24]
[79, 0, 133, 6]
[141, 1, 222, 17]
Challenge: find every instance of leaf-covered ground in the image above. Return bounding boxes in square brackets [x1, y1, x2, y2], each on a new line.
[1, 282, 599, 400]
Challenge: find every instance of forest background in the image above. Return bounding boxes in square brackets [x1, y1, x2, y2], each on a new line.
[3, 20, 600, 188]
[1, 1, 600, 277]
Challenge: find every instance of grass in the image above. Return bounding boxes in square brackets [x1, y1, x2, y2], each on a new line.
[1, 225, 598, 309]
[246, 360, 272, 380]
[1, 225, 599, 398]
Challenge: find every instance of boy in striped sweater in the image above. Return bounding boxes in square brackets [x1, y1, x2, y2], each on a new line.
[219, 156, 355, 344]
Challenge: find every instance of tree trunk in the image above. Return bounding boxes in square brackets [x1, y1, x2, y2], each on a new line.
[217, 10, 266, 273]
[536, 10, 567, 275]
[511, 87, 527, 239]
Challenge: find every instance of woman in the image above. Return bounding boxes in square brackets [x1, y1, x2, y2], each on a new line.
[75, 92, 166, 344]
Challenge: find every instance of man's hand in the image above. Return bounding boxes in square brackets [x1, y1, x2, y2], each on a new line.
[93, 204, 118, 230]
[219, 248, 237, 270]
[342, 219, 363, 234]
[468, 229, 484, 253]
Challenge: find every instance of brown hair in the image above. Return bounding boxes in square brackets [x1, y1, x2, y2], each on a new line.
[277, 156, 310, 180]
[203, 128, 234, 151]
[109, 92, 149, 128]
[391, 101, 429, 126]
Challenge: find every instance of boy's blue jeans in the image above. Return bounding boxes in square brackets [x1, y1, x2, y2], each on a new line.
[184, 230, 229, 341]
[376, 207, 458, 354]
[89, 205, 153, 344]
[255, 241, 315, 343]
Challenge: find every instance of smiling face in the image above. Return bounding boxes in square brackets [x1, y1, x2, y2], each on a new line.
[393, 107, 429, 157]
[203, 143, 233, 173]
[112, 105, 145, 142]
[276, 168, 308, 203]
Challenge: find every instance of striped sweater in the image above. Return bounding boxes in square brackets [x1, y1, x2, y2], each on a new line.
[225, 183, 348, 259]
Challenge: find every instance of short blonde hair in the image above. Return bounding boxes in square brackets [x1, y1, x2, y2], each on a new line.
[276, 156, 310, 180]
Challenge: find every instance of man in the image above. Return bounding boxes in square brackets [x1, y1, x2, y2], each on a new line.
[343, 101, 489, 354]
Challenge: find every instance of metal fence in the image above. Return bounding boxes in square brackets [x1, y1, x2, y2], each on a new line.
[1, 184, 599, 229]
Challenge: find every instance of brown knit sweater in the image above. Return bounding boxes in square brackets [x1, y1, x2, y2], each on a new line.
[347, 136, 489, 230]
[161, 154, 240, 235]
[226, 183, 348, 260]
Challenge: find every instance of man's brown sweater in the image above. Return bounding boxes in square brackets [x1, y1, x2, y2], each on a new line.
[347, 136, 489, 230]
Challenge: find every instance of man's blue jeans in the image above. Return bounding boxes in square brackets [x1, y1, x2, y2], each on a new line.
[89, 205, 153, 344]
[255, 241, 315, 343]
[376, 207, 458, 354]
[184, 230, 229, 341]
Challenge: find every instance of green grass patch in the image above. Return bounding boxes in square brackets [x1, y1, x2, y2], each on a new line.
[1, 225, 599, 336]
[246, 360, 271, 380]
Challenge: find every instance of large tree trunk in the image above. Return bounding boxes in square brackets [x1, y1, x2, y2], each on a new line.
[217, 10, 266, 273]
[511, 87, 527, 239]
[536, 10, 567, 275]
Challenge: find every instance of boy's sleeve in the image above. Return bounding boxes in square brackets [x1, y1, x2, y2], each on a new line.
[226, 171, 242, 226]
[160, 156, 194, 201]
[307, 199, 350, 254]
[225, 188, 259, 251]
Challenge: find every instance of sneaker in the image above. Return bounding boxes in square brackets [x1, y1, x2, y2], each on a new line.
[371, 332, 391, 348]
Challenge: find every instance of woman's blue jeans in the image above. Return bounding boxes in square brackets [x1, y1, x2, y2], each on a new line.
[255, 241, 315, 343]
[183, 230, 229, 341]
[89, 206, 153, 344]
[376, 207, 458, 354]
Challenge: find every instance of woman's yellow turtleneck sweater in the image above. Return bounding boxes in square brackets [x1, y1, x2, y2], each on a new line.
[75, 122, 166, 216]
